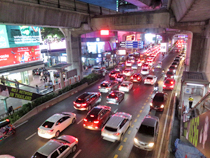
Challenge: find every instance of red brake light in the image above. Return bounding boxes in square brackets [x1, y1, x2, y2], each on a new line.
[47, 129, 54, 133]
[131, 76, 133, 79]
[81, 103, 87, 107]
[111, 93, 115, 96]
[137, 77, 140, 80]
[171, 81, 174, 84]
[114, 133, 120, 136]
[115, 97, 118, 100]
[98, 86, 101, 88]
[84, 118, 87, 122]
[90, 115, 94, 117]
[94, 120, 99, 124]
[6, 119, 10, 122]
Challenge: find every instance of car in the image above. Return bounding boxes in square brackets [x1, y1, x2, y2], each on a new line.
[83, 105, 111, 130]
[101, 112, 132, 142]
[147, 61, 153, 66]
[134, 115, 159, 151]
[31, 135, 78, 158]
[165, 71, 175, 79]
[131, 62, 138, 70]
[125, 60, 133, 67]
[119, 81, 133, 92]
[92, 66, 102, 74]
[175, 56, 181, 61]
[141, 68, 149, 75]
[144, 75, 157, 85]
[123, 68, 134, 76]
[98, 80, 119, 93]
[141, 63, 149, 69]
[106, 90, 124, 105]
[137, 59, 143, 66]
[150, 92, 168, 111]
[156, 61, 162, 68]
[115, 74, 126, 83]
[109, 70, 121, 79]
[163, 78, 175, 90]
[38, 112, 76, 139]
[73, 92, 101, 111]
[171, 61, 179, 68]
[174, 59, 180, 63]
[130, 73, 142, 83]
[147, 57, 154, 62]
[168, 65, 176, 73]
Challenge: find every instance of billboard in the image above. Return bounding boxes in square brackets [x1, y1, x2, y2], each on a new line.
[160, 43, 167, 52]
[183, 110, 210, 157]
[0, 25, 40, 49]
[0, 85, 42, 101]
[0, 46, 41, 67]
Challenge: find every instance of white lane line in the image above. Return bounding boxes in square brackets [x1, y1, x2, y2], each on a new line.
[15, 120, 28, 128]
[157, 94, 173, 158]
[73, 149, 82, 158]
[25, 132, 36, 140]
[77, 119, 83, 124]
[114, 109, 118, 113]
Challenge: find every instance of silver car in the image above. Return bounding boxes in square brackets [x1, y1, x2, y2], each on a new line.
[134, 115, 159, 151]
[31, 135, 78, 158]
[101, 112, 132, 142]
[98, 81, 119, 93]
[106, 90, 124, 105]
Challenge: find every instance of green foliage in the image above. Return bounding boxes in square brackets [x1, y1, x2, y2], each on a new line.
[41, 27, 64, 41]
[5, 73, 101, 123]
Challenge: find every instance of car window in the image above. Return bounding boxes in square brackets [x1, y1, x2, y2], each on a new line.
[139, 124, 154, 136]
[51, 150, 59, 158]
[105, 126, 118, 132]
[32, 152, 47, 158]
[42, 121, 54, 128]
[153, 94, 164, 102]
[119, 119, 128, 129]
[58, 145, 68, 154]
[147, 77, 153, 80]
[101, 83, 108, 87]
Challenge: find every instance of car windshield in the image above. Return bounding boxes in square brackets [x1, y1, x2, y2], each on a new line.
[32, 152, 47, 158]
[86, 108, 101, 121]
[121, 84, 128, 87]
[138, 125, 154, 136]
[153, 94, 164, 102]
[109, 93, 117, 98]
[167, 71, 173, 75]
[142, 69, 147, 71]
[105, 126, 118, 132]
[75, 98, 85, 103]
[94, 68, 100, 70]
[169, 66, 175, 69]
[165, 80, 173, 84]
[42, 121, 54, 128]
[101, 83, 108, 87]
[147, 77, 153, 80]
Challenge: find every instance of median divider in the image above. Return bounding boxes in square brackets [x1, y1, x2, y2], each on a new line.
[13, 82, 88, 127]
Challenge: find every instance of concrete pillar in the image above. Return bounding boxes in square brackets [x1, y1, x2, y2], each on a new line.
[60, 28, 83, 78]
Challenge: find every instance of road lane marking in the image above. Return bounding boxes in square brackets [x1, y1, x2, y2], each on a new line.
[73, 149, 81, 158]
[131, 125, 134, 128]
[114, 108, 118, 113]
[77, 119, 83, 124]
[146, 99, 148, 102]
[15, 120, 28, 128]
[123, 137, 127, 142]
[114, 155, 118, 158]
[134, 119, 137, 122]
[137, 114, 140, 117]
[157, 93, 173, 158]
[142, 106, 144, 109]
[140, 110, 142, 113]
[25, 132, 36, 140]
[128, 130, 131, 134]
[118, 145, 123, 151]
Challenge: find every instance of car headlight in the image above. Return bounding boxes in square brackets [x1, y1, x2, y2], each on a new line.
[148, 142, 154, 147]
[150, 103, 153, 106]
[134, 138, 138, 144]
[160, 104, 164, 108]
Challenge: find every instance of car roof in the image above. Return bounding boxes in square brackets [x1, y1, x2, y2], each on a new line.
[154, 92, 164, 97]
[147, 75, 155, 78]
[47, 113, 65, 122]
[141, 115, 158, 127]
[37, 139, 61, 156]
[121, 81, 131, 84]
[105, 115, 125, 128]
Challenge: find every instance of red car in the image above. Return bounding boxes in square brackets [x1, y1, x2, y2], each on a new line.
[83, 105, 111, 130]
[163, 78, 175, 90]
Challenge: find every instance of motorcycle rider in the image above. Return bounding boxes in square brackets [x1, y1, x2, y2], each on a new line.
[154, 82, 159, 92]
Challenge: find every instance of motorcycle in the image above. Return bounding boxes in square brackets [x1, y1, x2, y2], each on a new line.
[154, 86, 159, 92]
[0, 119, 16, 141]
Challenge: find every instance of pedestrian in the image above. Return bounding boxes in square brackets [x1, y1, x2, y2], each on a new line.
[15, 79, 19, 89]
[1, 75, 5, 85]
[55, 77, 58, 84]
[5, 77, 10, 86]
[189, 96, 194, 109]
[36, 85, 39, 93]
[45, 75, 48, 82]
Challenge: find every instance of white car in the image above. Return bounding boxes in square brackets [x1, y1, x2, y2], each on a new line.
[91, 66, 102, 73]
[38, 112, 76, 139]
[101, 112, 132, 142]
[125, 60, 133, 67]
[32, 135, 78, 158]
[144, 75, 157, 85]
[123, 68, 134, 76]
[119, 81, 133, 92]
[141, 68, 149, 75]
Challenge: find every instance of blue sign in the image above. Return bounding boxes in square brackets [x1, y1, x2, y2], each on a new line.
[125, 41, 143, 49]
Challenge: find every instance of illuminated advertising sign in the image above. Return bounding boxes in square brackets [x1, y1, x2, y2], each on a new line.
[183, 110, 210, 157]
[0, 25, 9, 48]
[0, 46, 41, 67]
[160, 43, 167, 52]
[0, 85, 42, 101]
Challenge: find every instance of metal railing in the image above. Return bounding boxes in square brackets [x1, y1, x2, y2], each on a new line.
[1, 0, 118, 15]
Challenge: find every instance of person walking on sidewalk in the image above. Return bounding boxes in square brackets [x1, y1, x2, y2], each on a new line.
[1, 75, 5, 85]
[15, 79, 19, 89]
[189, 96, 194, 109]
[36, 85, 39, 94]
[6, 77, 10, 86]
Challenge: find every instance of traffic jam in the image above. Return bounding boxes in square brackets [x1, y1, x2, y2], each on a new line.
[0, 44, 185, 158]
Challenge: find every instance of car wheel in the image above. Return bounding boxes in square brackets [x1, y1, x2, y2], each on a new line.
[72, 118, 76, 124]
[71, 145, 77, 153]
[55, 131, 60, 137]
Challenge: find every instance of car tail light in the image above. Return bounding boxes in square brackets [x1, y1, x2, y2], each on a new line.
[98, 86, 101, 88]
[115, 97, 118, 100]
[131, 76, 133, 80]
[75, 138, 78, 142]
[94, 120, 99, 124]
[114, 133, 120, 136]
[137, 77, 140, 80]
[47, 129, 54, 133]
[81, 103, 87, 107]
[171, 81, 174, 84]
[73, 101, 76, 104]
[84, 118, 87, 122]
[38, 128, 41, 130]
[111, 93, 115, 96]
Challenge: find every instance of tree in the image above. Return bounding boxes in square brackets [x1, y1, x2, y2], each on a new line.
[41, 27, 64, 41]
